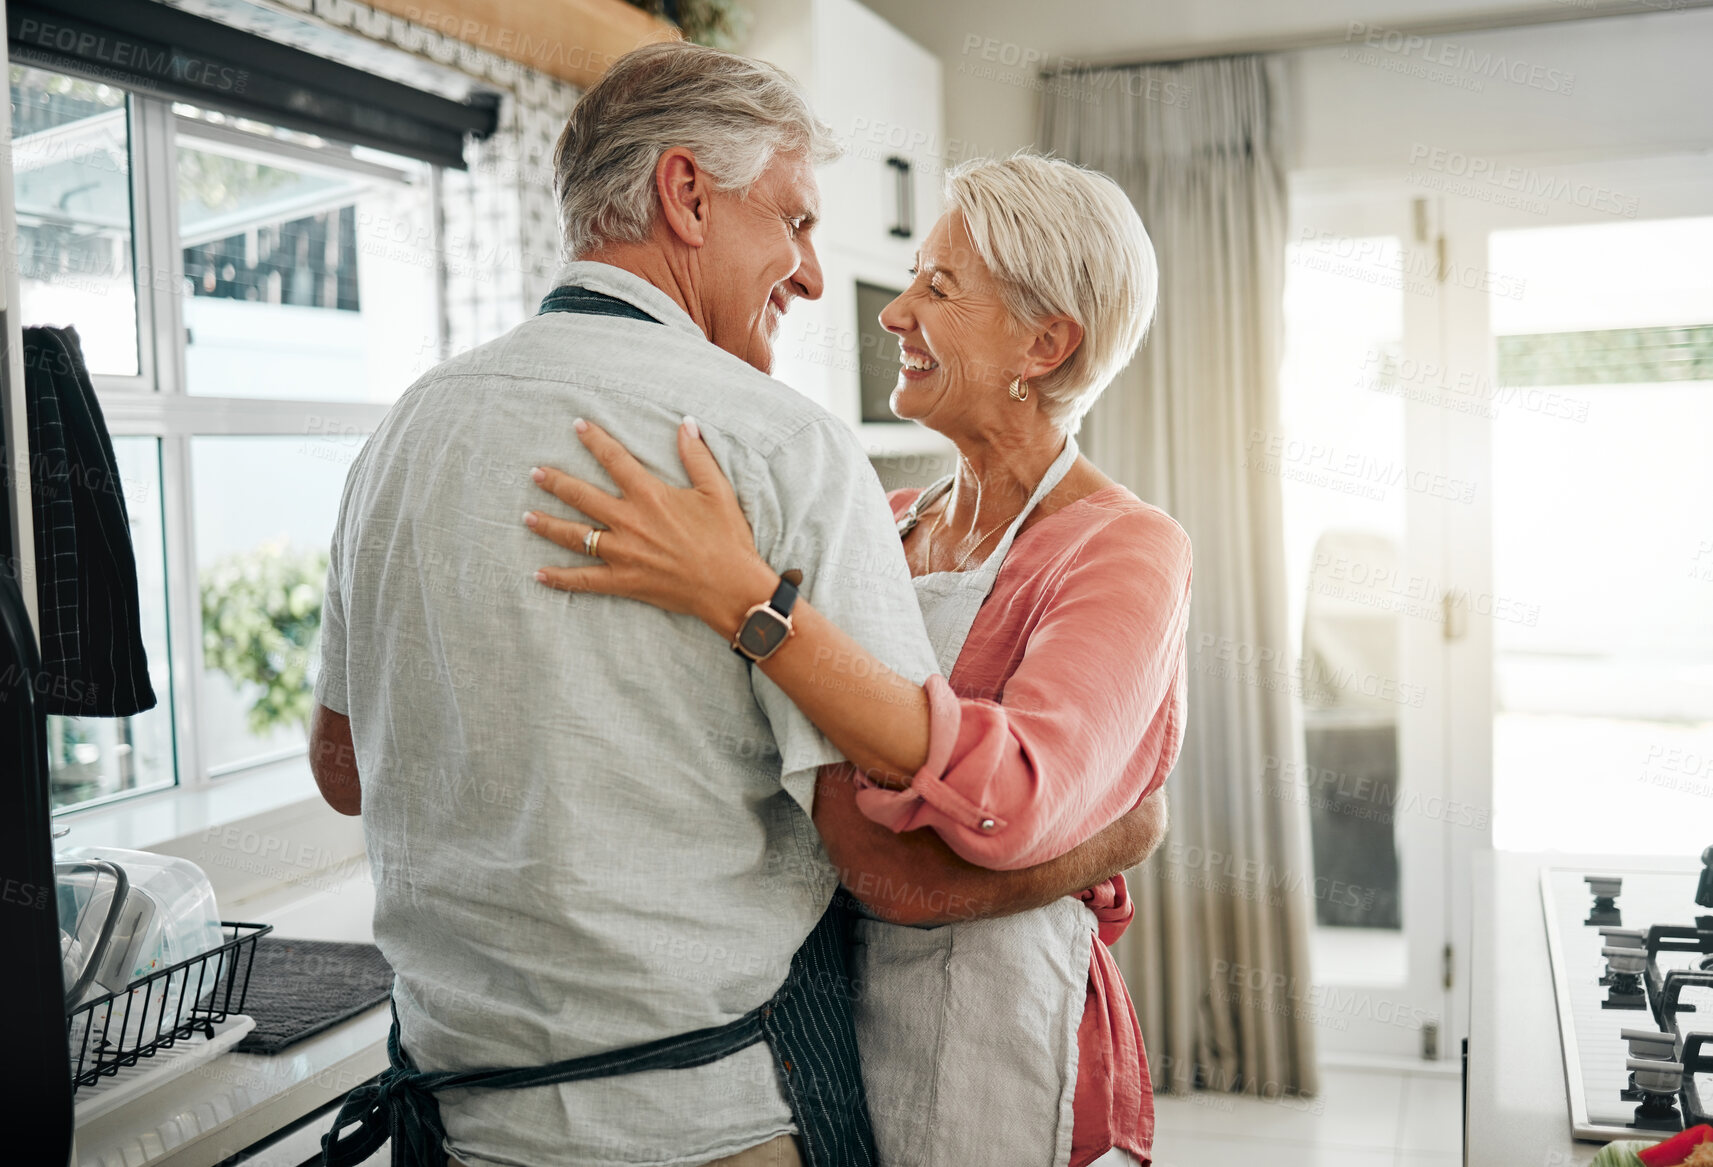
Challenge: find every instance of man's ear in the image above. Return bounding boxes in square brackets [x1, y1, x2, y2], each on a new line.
[1022, 315, 1084, 382]
[654, 147, 711, 248]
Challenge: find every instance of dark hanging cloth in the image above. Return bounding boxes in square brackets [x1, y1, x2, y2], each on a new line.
[22, 326, 156, 717]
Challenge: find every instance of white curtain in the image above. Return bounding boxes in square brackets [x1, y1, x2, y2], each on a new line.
[1041, 55, 1320, 1099]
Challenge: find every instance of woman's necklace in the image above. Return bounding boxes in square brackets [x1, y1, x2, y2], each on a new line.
[926, 497, 1024, 573]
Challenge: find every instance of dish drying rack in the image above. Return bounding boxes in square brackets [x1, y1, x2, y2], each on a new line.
[66, 921, 272, 1092]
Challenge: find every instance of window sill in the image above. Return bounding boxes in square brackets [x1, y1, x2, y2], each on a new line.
[53, 757, 325, 854]
[55, 758, 368, 909]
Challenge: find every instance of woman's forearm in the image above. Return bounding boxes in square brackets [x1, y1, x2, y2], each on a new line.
[525, 423, 933, 783]
[703, 560, 931, 784]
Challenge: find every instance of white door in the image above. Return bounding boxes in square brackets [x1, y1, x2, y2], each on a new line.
[1279, 183, 1461, 1058]
[1435, 156, 1713, 952]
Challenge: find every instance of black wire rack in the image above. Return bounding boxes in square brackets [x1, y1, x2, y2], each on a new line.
[65, 921, 273, 1092]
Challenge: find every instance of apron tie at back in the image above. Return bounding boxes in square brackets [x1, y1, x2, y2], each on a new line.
[322, 1001, 769, 1167]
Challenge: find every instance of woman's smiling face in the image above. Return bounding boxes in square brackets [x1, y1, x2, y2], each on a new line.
[880, 211, 1032, 436]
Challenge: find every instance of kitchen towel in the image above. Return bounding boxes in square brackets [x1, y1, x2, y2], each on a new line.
[21, 325, 156, 716]
[234, 937, 394, 1055]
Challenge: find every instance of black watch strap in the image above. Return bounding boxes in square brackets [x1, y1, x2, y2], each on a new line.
[769, 574, 799, 619]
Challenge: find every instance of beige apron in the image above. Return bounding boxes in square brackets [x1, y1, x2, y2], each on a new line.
[854, 438, 1096, 1167]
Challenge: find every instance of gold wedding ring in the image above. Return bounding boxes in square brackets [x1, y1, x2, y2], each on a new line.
[584, 528, 602, 559]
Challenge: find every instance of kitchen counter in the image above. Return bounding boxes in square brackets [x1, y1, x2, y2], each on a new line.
[1466, 850, 1701, 1167]
[71, 869, 390, 1167]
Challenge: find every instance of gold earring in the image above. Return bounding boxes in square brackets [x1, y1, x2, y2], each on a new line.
[1009, 376, 1029, 402]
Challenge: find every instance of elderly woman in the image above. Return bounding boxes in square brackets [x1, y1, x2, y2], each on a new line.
[525, 154, 1189, 1167]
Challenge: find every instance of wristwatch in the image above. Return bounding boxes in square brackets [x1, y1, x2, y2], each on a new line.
[731, 571, 801, 663]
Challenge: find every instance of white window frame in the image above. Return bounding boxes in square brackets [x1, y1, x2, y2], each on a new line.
[54, 78, 442, 811]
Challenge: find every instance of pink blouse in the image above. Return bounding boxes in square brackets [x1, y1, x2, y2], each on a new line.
[858, 483, 1192, 1167]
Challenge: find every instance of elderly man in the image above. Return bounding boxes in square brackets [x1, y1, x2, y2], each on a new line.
[309, 42, 1163, 1167]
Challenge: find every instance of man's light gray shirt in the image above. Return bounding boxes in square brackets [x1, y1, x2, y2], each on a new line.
[316, 262, 938, 1166]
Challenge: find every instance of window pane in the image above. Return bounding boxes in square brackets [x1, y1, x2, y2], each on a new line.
[1279, 234, 1410, 985]
[8, 65, 140, 376]
[194, 435, 355, 774]
[48, 438, 175, 810]
[178, 132, 437, 403]
[1488, 216, 1713, 854]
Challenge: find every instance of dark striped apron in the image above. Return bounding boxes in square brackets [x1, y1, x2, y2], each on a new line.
[320, 285, 877, 1167]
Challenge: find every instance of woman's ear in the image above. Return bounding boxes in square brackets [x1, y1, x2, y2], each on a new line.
[1023, 316, 1084, 382]
[654, 147, 711, 248]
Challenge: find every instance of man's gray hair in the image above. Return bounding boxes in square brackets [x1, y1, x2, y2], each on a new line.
[553, 42, 840, 260]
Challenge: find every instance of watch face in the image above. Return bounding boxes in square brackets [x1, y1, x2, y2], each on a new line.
[738, 609, 791, 659]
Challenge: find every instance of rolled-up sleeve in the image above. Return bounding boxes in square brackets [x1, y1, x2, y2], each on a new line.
[1080, 874, 1135, 947]
[740, 418, 940, 819]
[854, 507, 1192, 870]
[314, 498, 351, 716]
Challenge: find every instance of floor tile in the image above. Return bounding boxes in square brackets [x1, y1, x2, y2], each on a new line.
[1397, 1074, 1464, 1152]
[1152, 1067, 1405, 1149]
[1148, 1132, 1393, 1167]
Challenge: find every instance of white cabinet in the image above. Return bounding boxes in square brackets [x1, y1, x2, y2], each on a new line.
[747, 0, 950, 457]
[811, 0, 941, 268]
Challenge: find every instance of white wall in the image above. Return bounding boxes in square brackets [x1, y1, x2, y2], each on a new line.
[1287, 6, 1713, 176]
[854, 0, 1713, 177]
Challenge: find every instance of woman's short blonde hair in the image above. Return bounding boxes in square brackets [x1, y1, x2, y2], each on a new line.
[945, 154, 1157, 429]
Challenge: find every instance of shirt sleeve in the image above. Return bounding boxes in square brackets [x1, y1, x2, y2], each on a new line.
[854, 506, 1192, 870]
[740, 418, 941, 817]
[313, 462, 358, 716]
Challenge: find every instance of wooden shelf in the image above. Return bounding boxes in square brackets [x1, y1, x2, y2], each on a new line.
[364, 0, 679, 87]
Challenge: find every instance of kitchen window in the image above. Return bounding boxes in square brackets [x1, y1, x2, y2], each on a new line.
[12, 63, 443, 813]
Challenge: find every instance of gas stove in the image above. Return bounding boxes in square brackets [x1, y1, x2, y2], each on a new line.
[1540, 850, 1713, 1142]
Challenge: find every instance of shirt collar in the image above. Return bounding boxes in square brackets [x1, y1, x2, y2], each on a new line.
[549, 261, 706, 342]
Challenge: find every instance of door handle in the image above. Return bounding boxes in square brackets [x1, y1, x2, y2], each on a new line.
[887, 156, 913, 239]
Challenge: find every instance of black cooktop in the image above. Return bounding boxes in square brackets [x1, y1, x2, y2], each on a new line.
[1541, 860, 1713, 1141]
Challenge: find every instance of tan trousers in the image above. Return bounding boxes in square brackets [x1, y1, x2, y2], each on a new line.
[449, 1134, 801, 1167]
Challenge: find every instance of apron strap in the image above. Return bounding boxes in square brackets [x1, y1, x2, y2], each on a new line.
[895, 437, 1080, 559]
[322, 902, 874, 1167]
[896, 475, 954, 538]
[538, 285, 661, 324]
[978, 435, 1079, 574]
[321, 1001, 768, 1167]
[761, 893, 878, 1167]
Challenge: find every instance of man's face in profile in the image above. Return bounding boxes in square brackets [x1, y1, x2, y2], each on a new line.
[700, 151, 825, 373]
